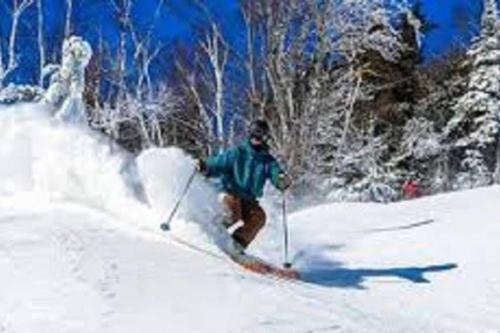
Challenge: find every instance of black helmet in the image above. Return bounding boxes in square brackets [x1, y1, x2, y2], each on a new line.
[249, 119, 271, 142]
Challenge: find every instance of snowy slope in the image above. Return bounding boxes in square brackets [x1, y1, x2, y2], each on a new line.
[1, 103, 500, 333]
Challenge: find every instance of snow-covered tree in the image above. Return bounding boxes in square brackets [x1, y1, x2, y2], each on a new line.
[400, 117, 441, 161]
[44, 36, 93, 125]
[454, 149, 492, 189]
[307, 0, 420, 201]
[333, 0, 410, 63]
[199, 23, 229, 151]
[445, 0, 500, 189]
[326, 126, 400, 203]
[0, 0, 35, 89]
[36, 0, 47, 87]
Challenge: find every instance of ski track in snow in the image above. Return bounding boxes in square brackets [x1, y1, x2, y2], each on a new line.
[1, 104, 500, 332]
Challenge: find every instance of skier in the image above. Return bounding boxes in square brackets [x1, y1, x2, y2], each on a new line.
[402, 178, 421, 200]
[198, 120, 291, 252]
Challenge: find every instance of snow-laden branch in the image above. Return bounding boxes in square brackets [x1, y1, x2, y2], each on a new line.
[0, 0, 35, 88]
[37, 0, 46, 87]
[65, 0, 73, 37]
[44, 36, 93, 125]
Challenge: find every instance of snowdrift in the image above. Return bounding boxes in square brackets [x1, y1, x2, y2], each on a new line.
[0, 103, 226, 246]
[1, 102, 500, 332]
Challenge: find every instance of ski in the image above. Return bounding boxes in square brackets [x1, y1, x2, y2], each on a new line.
[228, 252, 300, 280]
[161, 227, 300, 281]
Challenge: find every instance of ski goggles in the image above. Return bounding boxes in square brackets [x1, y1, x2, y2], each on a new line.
[250, 131, 271, 143]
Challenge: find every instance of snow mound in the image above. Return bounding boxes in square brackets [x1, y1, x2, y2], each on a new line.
[0, 103, 150, 224]
[136, 147, 220, 225]
[1, 96, 500, 332]
[136, 148, 241, 254]
[0, 102, 230, 252]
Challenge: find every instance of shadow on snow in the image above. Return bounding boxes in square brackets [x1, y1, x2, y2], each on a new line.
[300, 263, 458, 289]
[294, 245, 457, 289]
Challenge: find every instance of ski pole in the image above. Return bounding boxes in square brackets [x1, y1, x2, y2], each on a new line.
[282, 190, 292, 269]
[161, 168, 197, 231]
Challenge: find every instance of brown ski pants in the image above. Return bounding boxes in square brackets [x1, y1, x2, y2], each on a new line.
[222, 194, 266, 249]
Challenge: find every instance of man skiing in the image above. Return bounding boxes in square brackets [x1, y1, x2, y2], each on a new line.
[198, 120, 291, 251]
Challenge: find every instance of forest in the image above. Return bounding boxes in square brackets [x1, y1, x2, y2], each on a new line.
[1, 0, 499, 203]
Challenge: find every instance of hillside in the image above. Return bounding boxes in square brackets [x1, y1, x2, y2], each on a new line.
[0, 103, 499, 332]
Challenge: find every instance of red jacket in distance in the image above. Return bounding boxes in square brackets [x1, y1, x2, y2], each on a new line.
[402, 180, 421, 199]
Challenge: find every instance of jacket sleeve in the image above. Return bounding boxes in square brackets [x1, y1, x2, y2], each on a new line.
[269, 158, 286, 189]
[205, 149, 236, 178]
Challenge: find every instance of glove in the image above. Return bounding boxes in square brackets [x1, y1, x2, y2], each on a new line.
[276, 173, 292, 191]
[196, 159, 208, 175]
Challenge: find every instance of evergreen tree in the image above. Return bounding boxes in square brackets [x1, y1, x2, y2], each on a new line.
[445, 0, 500, 189]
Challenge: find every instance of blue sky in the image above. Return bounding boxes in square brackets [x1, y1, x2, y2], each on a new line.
[155, 0, 485, 59]
[128, 0, 483, 58]
[0, 0, 488, 83]
[421, 0, 483, 58]
[150, 0, 485, 59]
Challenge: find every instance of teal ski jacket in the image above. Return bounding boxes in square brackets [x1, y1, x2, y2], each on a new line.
[205, 141, 284, 200]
